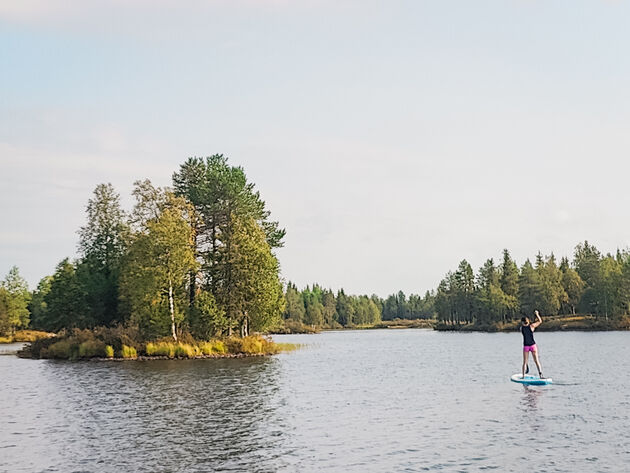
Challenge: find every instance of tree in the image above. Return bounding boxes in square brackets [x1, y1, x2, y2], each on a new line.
[29, 276, 53, 330]
[172, 156, 285, 307]
[535, 254, 566, 316]
[43, 259, 90, 331]
[1, 266, 31, 332]
[336, 290, 354, 326]
[518, 259, 541, 316]
[217, 215, 285, 336]
[322, 290, 337, 326]
[284, 283, 306, 323]
[559, 258, 585, 315]
[120, 186, 197, 341]
[78, 183, 129, 326]
[189, 290, 227, 340]
[0, 288, 11, 335]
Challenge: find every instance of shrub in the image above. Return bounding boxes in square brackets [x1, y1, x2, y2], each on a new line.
[241, 336, 264, 354]
[146, 341, 175, 358]
[44, 340, 75, 359]
[78, 340, 106, 358]
[174, 343, 198, 358]
[120, 345, 137, 359]
[105, 345, 114, 358]
[225, 337, 244, 354]
[211, 340, 226, 354]
[198, 340, 227, 355]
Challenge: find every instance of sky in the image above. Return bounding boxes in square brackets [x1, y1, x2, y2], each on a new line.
[1, 0, 630, 296]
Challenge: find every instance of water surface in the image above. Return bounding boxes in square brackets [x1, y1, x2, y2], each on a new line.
[1, 330, 629, 472]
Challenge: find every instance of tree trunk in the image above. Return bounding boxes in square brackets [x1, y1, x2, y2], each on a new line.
[169, 277, 177, 341]
[240, 314, 249, 337]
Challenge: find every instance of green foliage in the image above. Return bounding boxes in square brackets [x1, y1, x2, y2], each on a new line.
[40, 259, 91, 331]
[173, 156, 286, 335]
[120, 183, 197, 341]
[78, 183, 129, 327]
[0, 266, 31, 334]
[146, 341, 176, 358]
[79, 340, 107, 358]
[120, 345, 137, 359]
[174, 342, 199, 358]
[44, 339, 75, 359]
[225, 335, 278, 354]
[434, 243, 630, 324]
[189, 291, 227, 340]
[218, 215, 285, 335]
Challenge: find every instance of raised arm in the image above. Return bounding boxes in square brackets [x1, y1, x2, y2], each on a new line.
[531, 310, 542, 330]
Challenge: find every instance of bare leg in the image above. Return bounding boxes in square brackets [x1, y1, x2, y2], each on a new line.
[532, 349, 543, 377]
[522, 350, 530, 377]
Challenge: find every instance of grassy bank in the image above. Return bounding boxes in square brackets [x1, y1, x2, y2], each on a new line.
[21, 328, 299, 361]
[0, 330, 54, 344]
[435, 315, 630, 332]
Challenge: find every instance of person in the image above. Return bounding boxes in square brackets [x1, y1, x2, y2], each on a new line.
[521, 310, 544, 379]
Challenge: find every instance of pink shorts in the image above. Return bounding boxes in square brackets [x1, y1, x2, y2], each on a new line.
[523, 344, 537, 352]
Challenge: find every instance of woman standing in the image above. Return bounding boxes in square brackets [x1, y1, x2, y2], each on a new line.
[521, 310, 545, 379]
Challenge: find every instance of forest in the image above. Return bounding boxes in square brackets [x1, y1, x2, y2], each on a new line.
[1, 156, 630, 343]
[0, 156, 288, 356]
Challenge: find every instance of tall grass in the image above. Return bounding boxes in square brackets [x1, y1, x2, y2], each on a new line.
[30, 328, 292, 360]
[120, 345, 137, 359]
[105, 345, 114, 358]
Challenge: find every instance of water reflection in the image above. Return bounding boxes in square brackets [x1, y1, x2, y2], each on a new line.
[37, 358, 288, 472]
[521, 385, 544, 410]
[3, 331, 630, 472]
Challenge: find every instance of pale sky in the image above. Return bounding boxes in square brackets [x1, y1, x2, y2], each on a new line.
[1, 1, 629, 296]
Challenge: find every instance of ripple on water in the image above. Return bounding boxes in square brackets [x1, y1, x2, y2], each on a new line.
[1, 331, 630, 472]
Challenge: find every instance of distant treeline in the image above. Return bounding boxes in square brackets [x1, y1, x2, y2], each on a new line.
[283, 283, 435, 329]
[0, 155, 285, 342]
[435, 245, 630, 325]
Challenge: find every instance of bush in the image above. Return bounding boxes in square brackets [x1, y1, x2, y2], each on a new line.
[78, 340, 107, 358]
[225, 337, 244, 354]
[105, 345, 114, 358]
[229, 335, 277, 355]
[174, 343, 198, 358]
[44, 339, 75, 359]
[241, 336, 264, 354]
[146, 341, 175, 358]
[211, 340, 226, 354]
[120, 345, 137, 359]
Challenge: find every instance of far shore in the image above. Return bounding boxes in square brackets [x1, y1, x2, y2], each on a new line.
[271, 315, 630, 334]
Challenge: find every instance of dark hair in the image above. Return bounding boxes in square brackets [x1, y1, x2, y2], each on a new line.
[521, 316, 529, 324]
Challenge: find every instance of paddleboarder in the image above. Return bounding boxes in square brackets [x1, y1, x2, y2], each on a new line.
[521, 310, 545, 379]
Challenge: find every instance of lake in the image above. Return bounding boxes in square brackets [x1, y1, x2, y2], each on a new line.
[1, 329, 630, 472]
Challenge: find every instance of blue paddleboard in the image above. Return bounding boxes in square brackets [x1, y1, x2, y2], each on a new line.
[511, 374, 552, 385]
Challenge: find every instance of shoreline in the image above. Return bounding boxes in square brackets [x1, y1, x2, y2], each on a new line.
[270, 315, 630, 334]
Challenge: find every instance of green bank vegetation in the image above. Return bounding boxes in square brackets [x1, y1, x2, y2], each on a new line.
[434, 245, 630, 331]
[3, 155, 291, 358]
[278, 242, 630, 333]
[3, 156, 630, 345]
[23, 328, 295, 360]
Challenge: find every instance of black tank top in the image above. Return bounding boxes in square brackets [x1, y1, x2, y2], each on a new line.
[521, 325, 535, 346]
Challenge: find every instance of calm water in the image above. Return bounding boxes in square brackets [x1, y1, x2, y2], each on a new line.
[1, 330, 630, 472]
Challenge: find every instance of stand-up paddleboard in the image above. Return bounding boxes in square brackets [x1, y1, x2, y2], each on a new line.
[511, 374, 552, 385]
